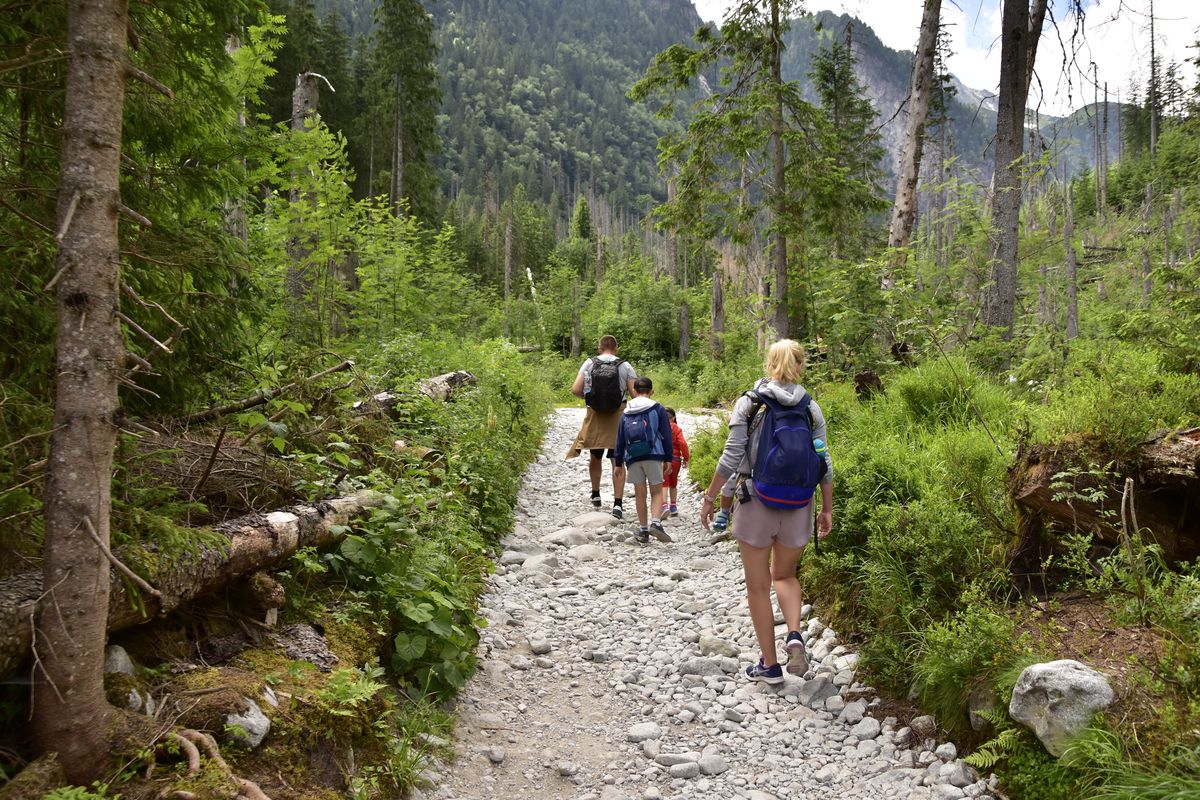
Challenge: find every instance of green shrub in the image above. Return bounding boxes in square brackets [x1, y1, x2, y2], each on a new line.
[999, 730, 1089, 800]
[1037, 343, 1200, 457]
[893, 355, 1012, 430]
[909, 585, 1020, 735]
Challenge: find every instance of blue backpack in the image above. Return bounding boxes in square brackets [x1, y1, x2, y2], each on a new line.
[745, 391, 827, 510]
[621, 406, 659, 460]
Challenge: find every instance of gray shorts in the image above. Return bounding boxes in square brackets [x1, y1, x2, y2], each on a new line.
[730, 490, 813, 549]
[626, 460, 664, 487]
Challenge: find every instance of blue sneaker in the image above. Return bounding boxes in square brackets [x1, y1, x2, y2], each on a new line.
[785, 631, 808, 676]
[712, 508, 730, 532]
[669, 504, 679, 517]
[745, 659, 784, 685]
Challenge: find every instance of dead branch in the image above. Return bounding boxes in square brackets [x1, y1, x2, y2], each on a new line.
[126, 62, 174, 98]
[118, 203, 152, 227]
[186, 359, 354, 424]
[190, 426, 227, 499]
[1, 425, 65, 453]
[54, 191, 80, 243]
[83, 516, 162, 600]
[117, 311, 173, 355]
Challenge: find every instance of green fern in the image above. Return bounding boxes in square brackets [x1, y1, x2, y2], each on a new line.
[966, 726, 1022, 769]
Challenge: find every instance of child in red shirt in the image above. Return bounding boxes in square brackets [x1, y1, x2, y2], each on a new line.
[662, 408, 690, 516]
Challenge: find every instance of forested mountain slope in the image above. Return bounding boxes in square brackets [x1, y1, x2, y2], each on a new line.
[298, 0, 1112, 219]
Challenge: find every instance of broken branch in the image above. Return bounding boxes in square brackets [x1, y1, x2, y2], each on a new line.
[186, 359, 354, 424]
[83, 516, 162, 599]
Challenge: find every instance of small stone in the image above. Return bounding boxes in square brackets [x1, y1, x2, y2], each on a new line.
[935, 743, 958, 761]
[698, 754, 728, 775]
[104, 645, 135, 675]
[224, 698, 270, 749]
[669, 762, 700, 779]
[485, 746, 506, 764]
[626, 722, 662, 742]
[850, 716, 882, 741]
[558, 761, 578, 777]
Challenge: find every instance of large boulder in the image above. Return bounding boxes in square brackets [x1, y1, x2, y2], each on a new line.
[1009, 659, 1114, 756]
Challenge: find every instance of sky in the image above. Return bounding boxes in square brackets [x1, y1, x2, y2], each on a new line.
[689, 0, 1199, 116]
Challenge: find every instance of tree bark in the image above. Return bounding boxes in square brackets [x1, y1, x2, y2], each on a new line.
[1064, 184, 1079, 340]
[887, 0, 941, 267]
[390, 71, 404, 215]
[34, 0, 129, 781]
[4, 493, 383, 684]
[710, 273, 725, 359]
[503, 211, 513, 338]
[768, 0, 788, 339]
[980, 0, 1039, 335]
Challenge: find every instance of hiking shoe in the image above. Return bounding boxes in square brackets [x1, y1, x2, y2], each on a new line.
[785, 631, 808, 676]
[591, 493, 602, 509]
[669, 504, 679, 517]
[611, 503, 624, 520]
[745, 659, 784, 685]
[712, 508, 730, 532]
[649, 520, 672, 543]
[661, 502, 670, 515]
[634, 529, 650, 544]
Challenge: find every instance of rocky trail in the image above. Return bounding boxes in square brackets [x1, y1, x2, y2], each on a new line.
[424, 409, 999, 800]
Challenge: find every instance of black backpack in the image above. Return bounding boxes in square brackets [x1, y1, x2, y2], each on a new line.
[585, 357, 625, 412]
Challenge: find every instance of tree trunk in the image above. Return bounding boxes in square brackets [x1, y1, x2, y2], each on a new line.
[1142, 183, 1153, 308]
[287, 71, 322, 300]
[3, 493, 383, 683]
[679, 300, 690, 360]
[710, 273, 725, 358]
[887, 0, 941, 269]
[503, 211, 513, 338]
[1064, 184, 1079, 340]
[980, 0, 1035, 335]
[34, 0, 129, 781]
[768, 0, 789, 339]
[390, 71, 404, 215]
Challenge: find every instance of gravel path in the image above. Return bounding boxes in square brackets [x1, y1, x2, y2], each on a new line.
[425, 409, 998, 800]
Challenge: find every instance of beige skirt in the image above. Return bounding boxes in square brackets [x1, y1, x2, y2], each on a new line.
[565, 406, 624, 458]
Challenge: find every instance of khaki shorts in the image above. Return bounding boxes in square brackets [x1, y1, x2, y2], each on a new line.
[730, 490, 814, 549]
[626, 460, 664, 487]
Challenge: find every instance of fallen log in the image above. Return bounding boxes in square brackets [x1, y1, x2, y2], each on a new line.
[1009, 428, 1200, 567]
[353, 370, 478, 415]
[0, 490, 382, 681]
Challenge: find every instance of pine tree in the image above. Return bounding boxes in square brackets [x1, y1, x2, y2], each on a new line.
[375, 0, 441, 221]
[631, 0, 818, 338]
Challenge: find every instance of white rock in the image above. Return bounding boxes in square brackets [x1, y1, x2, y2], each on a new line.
[1009, 659, 1114, 757]
[225, 698, 270, 748]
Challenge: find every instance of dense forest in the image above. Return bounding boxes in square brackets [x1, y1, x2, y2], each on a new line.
[1, 0, 1199, 798]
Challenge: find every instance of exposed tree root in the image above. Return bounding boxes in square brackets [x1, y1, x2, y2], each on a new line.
[152, 729, 271, 800]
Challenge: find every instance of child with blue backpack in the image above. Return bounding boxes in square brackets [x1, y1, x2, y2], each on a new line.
[615, 376, 674, 544]
[699, 339, 834, 684]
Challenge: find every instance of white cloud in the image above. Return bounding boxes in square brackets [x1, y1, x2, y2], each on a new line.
[689, 0, 1199, 115]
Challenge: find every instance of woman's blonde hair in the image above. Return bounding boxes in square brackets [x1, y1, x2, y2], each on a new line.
[765, 339, 806, 384]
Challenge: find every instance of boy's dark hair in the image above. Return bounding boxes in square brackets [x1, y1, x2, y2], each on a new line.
[665, 407, 676, 420]
[633, 376, 653, 394]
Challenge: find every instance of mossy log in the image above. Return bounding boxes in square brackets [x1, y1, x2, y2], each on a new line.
[0, 491, 382, 681]
[1009, 428, 1200, 566]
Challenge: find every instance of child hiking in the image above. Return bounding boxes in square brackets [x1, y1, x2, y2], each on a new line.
[699, 339, 834, 685]
[566, 335, 639, 519]
[662, 408, 689, 517]
[614, 377, 673, 544]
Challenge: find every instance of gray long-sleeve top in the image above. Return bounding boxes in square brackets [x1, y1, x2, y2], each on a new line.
[715, 379, 833, 484]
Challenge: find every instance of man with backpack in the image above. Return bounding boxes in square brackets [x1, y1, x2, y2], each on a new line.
[699, 339, 834, 685]
[614, 377, 674, 544]
[567, 335, 638, 518]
